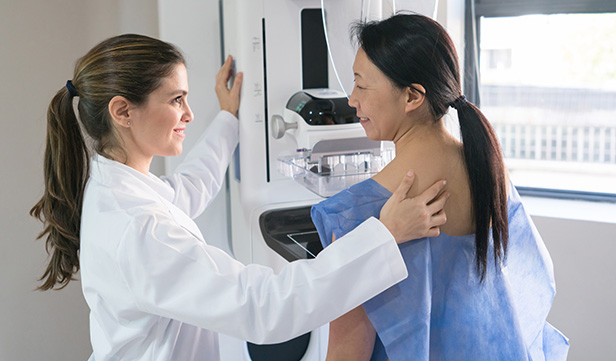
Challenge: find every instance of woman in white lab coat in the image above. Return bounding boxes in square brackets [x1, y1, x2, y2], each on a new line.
[30, 34, 448, 361]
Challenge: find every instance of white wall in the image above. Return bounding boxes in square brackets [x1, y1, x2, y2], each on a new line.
[0, 0, 158, 359]
[157, 0, 232, 254]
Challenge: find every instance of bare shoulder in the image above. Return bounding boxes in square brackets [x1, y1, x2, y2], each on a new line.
[373, 139, 465, 198]
[373, 138, 474, 236]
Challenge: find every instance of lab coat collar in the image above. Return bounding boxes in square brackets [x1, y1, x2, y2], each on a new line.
[90, 154, 175, 203]
[89, 154, 205, 242]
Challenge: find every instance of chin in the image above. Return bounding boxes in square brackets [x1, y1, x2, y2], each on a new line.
[166, 148, 183, 157]
[363, 130, 380, 141]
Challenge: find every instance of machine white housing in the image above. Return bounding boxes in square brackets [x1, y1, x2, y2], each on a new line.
[220, 1, 394, 360]
[221, 1, 330, 360]
[271, 88, 366, 149]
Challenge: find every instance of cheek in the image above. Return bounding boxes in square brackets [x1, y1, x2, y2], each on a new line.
[156, 112, 179, 132]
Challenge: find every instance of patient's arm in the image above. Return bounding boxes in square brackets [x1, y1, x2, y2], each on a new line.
[325, 234, 376, 361]
[326, 305, 376, 361]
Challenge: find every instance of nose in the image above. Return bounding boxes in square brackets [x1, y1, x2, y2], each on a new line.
[183, 100, 194, 123]
[348, 89, 358, 109]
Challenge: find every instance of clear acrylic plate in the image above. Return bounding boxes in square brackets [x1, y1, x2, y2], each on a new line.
[278, 148, 394, 197]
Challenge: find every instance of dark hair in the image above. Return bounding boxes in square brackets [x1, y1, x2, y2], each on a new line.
[353, 14, 508, 280]
[30, 34, 185, 290]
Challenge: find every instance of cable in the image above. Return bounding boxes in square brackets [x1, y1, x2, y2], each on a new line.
[321, 0, 350, 98]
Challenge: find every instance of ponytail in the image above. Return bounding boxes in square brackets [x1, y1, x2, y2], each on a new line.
[30, 86, 89, 290]
[455, 100, 508, 280]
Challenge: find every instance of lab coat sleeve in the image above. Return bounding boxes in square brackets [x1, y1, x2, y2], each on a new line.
[116, 212, 407, 344]
[162, 110, 238, 218]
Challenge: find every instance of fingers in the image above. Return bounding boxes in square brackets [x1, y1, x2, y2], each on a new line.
[427, 190, 449, 216]
[430, 210, 447, 228]
[218, 55, 232, 77]
[392, 171, 416, 201]
[380, 169, 451, 243]
[216, 55, 234, 88]
[425, 199, 448, 238]
[417, 179, 447, 204]
[424, 227, 441, 238]
[215, 55, 242, 114]
[231, 72, 243, 96]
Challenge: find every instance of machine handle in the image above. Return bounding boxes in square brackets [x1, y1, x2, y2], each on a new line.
[271, 114, 298, 139]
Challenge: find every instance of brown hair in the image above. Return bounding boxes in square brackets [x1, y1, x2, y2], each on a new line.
[354, 14, 508, 280]
[30, 34, 185, 290]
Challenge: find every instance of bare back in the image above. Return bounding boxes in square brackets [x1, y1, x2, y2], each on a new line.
[373, 128, 474, 237]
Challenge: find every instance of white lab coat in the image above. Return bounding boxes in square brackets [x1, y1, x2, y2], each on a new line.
[80, 111, 408, 361]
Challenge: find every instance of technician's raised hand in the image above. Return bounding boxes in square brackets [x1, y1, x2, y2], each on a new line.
[380, 171, 449, 243]
[215, 55, 243, 115]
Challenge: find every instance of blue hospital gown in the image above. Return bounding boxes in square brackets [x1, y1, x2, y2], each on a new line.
[311, 178, 569, 361]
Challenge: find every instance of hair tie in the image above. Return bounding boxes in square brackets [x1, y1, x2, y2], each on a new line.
[450, 95, 467, 110]
[66, 80, 78, 97]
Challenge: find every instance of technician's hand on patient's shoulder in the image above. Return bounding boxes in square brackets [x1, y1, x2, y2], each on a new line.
[379, 170, 449, 244]
[215, 55, 243, 115]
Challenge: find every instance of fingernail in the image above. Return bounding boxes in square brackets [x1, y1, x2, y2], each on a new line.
[442, 180, 447, 185]
[407, 171, 414, 177]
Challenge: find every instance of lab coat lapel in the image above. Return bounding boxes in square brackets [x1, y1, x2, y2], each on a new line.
[162, 198, 206, 243]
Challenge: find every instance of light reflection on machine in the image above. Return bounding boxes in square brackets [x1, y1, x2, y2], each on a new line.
[219, 0, 436, 360]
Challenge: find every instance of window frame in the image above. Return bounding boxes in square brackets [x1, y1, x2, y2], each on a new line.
[464, 0, 616, 202]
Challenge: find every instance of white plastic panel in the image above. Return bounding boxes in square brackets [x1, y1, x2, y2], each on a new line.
[321, 0, 439, 97]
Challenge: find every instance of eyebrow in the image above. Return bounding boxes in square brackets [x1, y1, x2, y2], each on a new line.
[353, 72, 363, 78]
[167, 90, 188, 97]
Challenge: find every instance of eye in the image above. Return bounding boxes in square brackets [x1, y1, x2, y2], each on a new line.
[353, 79, 366, 90]
[173, 96, 184, 105]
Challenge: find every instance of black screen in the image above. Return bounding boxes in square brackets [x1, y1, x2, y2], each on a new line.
[301, 8, 328, 89]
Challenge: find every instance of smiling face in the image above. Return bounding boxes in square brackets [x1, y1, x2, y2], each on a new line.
[125, 63, 194, 171]
[348, 47, 410, 142]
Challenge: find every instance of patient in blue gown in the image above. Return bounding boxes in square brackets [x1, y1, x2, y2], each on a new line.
[311, 13, 569, 361]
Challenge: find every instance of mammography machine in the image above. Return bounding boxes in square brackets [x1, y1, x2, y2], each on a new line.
[219, 1, 436, 359]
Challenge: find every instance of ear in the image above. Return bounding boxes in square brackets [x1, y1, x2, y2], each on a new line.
[404, 84, 426, 113]
[108, 95, 134, 128]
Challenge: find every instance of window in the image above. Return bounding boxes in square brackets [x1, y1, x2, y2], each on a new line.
[465, 0, 616, 200]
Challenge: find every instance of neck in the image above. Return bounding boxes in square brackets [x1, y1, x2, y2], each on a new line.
[393, 116, 448, 154]
[107, 148, 152, 175]
[126, 158, 152, 175]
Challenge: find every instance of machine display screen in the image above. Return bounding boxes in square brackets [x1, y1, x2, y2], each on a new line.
[286, 91, 359, 126]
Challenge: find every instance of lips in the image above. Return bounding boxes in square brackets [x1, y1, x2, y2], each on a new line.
[173, 128, 186, 138]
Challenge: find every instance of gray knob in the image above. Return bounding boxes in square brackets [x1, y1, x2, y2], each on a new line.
[271, 114, 297, 139]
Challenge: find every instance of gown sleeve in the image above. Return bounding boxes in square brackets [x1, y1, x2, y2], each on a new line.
[311, 179, 391, 248]
[115, 207, 407, 344]
[161, 110, 239, 219]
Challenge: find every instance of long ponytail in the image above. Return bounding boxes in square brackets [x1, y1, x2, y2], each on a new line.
[30, 86, 89, 290]
[355, 14, 509, 280]
[455, 100, 508, 280]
